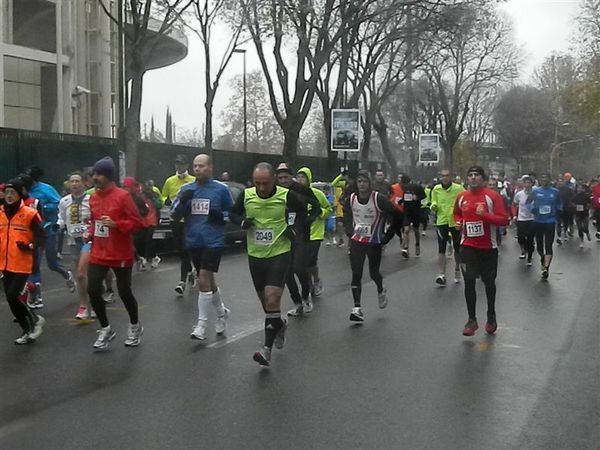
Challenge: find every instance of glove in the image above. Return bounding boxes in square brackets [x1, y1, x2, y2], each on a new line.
[283, 226, 297, 241]
[241, 217, 254, 230]
[179, 189, 194, 203]
[381, 234, 393, 246]
[207, 209, 224, 225]
[16, 241, 33, 251]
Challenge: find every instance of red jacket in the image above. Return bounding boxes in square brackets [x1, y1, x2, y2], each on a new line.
[89, 184, 145, 267]
[454, 187, 509, 249]
[592, 182, 600, 210]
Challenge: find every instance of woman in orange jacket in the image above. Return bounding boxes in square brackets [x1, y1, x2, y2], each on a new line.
[0, 178, 46, 344]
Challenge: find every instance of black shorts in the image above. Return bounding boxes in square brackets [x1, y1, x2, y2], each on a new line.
[436, 225, 461, 254]
[459, 246, 498, 281]
[189, 247, 223, 273]
[249, 252, 291, 291]
[403, 212, 421, 228]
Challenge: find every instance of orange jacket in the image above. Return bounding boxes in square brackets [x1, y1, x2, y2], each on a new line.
[390, 183, 405, 213]
[0, 202, 40, 274]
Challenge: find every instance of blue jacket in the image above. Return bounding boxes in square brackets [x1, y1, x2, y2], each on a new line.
[170, 179, 233, 249]
[527, 186, 561, 224]
[29, 181, 61, 233]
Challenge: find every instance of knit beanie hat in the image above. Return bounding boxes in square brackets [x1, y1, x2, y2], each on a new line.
[93, 157, 116, 181]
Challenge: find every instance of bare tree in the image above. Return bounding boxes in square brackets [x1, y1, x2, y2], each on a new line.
[99, 0, 193, 176]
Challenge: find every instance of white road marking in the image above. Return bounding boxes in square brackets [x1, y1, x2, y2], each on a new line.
[206, 321, 263, 349]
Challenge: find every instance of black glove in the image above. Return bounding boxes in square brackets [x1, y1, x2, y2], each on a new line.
[283, 226, 297, 241]
[179, 189, 194, 203]
[16, 241, 33, 251]
[207, 209, 224, 225]
[164, 198, 172, 207]
[381, 234, 393, 246]
[241, 217, 254, 230]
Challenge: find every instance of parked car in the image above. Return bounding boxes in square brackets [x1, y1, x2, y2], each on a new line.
[153, 181, 246, 254]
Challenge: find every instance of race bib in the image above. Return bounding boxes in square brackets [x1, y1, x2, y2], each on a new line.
[576, 204, 584, 212]
[69, 224, 87, 235]
[191, 198, 210, 215]
[354, 223, 372, 238]
[539, 205, 551, 215]
[94, 222, 109, 238]
[404, 193, 414, 201]
[287, 212, 296, 226]
[254, 228, 274, 246]
[465, 221, 484, 238]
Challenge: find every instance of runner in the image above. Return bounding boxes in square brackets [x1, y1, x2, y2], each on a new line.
[161, 155, 196, 295]
[527, 173, 562, 280]
[58, 172, 95, 319]
[343, 170, 395, 322]
[556, 176, 574, 244]
[171, 154, 233, 340]
[86, 157, 146, 350]
[399, 174, 426, 258]
[512, 176, 535, 266]
[389, 174, 405, 246]
[332, 171, 350, 247]
[572, 183, 592, 248]
[230, 162, 308, 367]
[296, 167, 332, 301]
[454, 166, 509, 336]
[430, 169, 464, 285]
[0, 178, 46, 344]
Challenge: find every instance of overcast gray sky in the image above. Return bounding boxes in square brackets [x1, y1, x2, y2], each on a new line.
[140, 0, 582, 135]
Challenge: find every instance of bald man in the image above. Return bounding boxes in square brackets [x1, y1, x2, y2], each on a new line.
[171, 154, 234, 341]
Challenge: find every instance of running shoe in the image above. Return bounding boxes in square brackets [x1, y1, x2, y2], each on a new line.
[454, 269, 462, 284]
[124, 323, 144, 346]
[273, 318, 288, 349]
[27, 297, 44, 309]
[349, 307, 364, 322]
[287, 304, 304, 317]
[151, 255, 161, 269]
[402, 248, 409, 259]
[541, 267, 549, 280]
[526, 258, 533, 267]
[103, 289, 115, 303]
[27, 283, 43, 309]
[174, 282, 186, 296]
[253, 346, 272, 366]
[75, 305, 89, 320]
[462, 318, 479, 336]
[93, 325, 116, 349]
[303, 298, 314, 313]
[556, 237, 562, 245]
[89, 308, 97, 319]
[311, 279, 323, 297]
[215, 308, 230, 335]
[421, 231, 427, 237]
[187, 271, 197, 287]
[137, 257, 147, 271]
[29, 315, 45, 340]
[485, 315, 497, 334]
[415, 245, 421, 257]
[191, 321, 207, 340]
[579, 242, 585, 248]
[519, 252, 526, 259]
[446, 243, 454, 257]
[435, 274, 447, 286]
[378, 289, 388, 309]
[57, 252, 63, 260]
[66, 270, 76, 293]
[14, 333, 33, 345]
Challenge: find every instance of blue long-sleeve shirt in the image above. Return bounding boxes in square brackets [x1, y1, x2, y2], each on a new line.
[526, 186, 561, 224]
[29, 181, 61, 232]
[170, 179, 233, 249]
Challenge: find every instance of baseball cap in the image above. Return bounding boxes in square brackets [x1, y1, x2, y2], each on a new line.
[175, 154, 188, 164]
[276, 162, 292, 173]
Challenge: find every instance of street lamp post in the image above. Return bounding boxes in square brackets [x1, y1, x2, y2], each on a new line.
[232, 48, 247, 153]
[550, 139, 583, 175]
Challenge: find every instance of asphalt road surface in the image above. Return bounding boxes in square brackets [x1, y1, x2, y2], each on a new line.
[0, 229, 598, 450]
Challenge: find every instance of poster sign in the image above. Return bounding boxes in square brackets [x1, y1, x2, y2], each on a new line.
[418, 133, 441, 164]
[331, 109, 360, 152]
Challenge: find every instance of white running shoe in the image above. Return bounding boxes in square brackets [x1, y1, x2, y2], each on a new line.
[454, 269, 462, 284]
[150, 255, 161, 269]
[215, 308, 230, 335]
[75, 305, 88, 320]
[349, 307, 364, 322]
[311, 279, 323, 297]
[302, 298, 314, 313]
[287, 304, 304, 317]
[435, 274, 447, 286]
[137, 257, 147, 271]
[124, 323, 144, 346]
[93, 325, 116, 349]
[274, 318, 288, 349]
[174, 282, 186, 296]
[66, 270, 76, 293]
[253, 346, 271, 366]
[29, 315, 45, 340]
[15, 333, 33, 345]
[187, 272, 197, 287]
[191, 321, 207, 340]
[103, 289, 115, 303]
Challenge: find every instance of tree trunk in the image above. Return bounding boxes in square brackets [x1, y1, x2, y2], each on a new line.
[360, 121, 371, 168]
[373, 112, 398, 180]
[205, 88, 214, 155]
[282, 122, 301, 165]
[125, 67, 145, 177]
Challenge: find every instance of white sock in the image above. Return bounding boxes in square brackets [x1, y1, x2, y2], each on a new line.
[197, 291, 212, 322]
[212, 288, 226, 317]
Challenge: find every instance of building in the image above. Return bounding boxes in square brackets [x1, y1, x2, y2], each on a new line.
[0, 0, 187, 137]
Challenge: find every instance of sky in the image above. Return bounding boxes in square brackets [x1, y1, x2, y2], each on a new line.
[140, 0, 583, 135]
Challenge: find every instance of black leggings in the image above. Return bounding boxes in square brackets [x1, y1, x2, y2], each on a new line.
[134, 227, 156, 260]
[172, 221, 192, 282]
[349, 240, 384, 306]
[285, 243, 311, 304]
[535, 222, 555, 259]
[88, 263, 138, 327]
[517, 221, 535, 258]
[460, 247, 498, 321]
[3, 271, 37, 333]
[575, 213, 589, 238]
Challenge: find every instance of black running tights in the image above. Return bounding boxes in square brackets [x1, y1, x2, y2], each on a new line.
[88, 263, 138, 327]
[3, 271, 36, 333]
[349, 240, 383, 306]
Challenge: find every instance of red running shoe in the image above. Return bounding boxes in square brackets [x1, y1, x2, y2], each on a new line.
[462, 318, 478, 336]
[485, 319, 497, 334]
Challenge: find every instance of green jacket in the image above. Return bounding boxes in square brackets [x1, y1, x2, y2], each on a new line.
[161, 173, 195, 204]
[298, 167, 332, 241]
[430, 182, 465, 226]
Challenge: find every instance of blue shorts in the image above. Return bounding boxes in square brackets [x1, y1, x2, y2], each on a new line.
[325, 217, 335, 233]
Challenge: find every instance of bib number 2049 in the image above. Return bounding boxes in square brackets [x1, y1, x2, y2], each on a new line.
[254, 229, 274, 245]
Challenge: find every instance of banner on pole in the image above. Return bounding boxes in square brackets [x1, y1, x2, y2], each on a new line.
[331, 109, 360, 152]
[418, 133, 441, 164]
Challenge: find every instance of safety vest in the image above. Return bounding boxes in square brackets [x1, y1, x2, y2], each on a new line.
[390, 183, 405, 213]
[0, 202, 39, 274]
[244, 186, 290, 258]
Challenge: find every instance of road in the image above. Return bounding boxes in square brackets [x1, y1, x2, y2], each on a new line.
[0, 229, 598, 450]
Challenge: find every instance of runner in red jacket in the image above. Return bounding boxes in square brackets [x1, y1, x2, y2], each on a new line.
[454, 166, 509, 337]
[86, 157, 146, 350]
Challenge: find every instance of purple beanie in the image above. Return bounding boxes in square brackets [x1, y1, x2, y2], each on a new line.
[93, 157, 116, 181]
